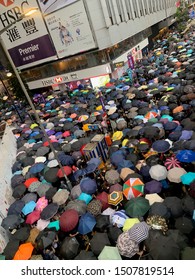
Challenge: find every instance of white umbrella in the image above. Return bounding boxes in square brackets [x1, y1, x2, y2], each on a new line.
[149, 164, 167, 181]
[145, 193, 164, 205]
[167, 167, 187, 183]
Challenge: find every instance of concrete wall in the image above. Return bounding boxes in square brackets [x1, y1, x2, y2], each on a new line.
[85, 0, 177, 50]
[0, 123, 16, 253]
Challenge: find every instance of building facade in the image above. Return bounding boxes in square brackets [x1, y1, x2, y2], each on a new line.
[1, 0, 194, 92]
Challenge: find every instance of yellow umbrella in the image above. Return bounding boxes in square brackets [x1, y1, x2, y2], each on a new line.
[112, 131, 123, 141]
[30, 123, 38, 129]
[96, 105, 102, 111]
[122, 218, 139, 232]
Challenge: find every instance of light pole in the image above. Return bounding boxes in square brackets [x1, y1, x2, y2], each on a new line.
[0, 9, 72, 190]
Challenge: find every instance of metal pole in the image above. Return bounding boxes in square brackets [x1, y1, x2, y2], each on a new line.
[0, 36, 72, 190]
[0, 73, 23, 122]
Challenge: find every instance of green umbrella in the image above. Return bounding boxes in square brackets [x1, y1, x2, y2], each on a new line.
[124, 197, 150, 217]
[98, 246, 122, 260]
[181, 247, 195, 260]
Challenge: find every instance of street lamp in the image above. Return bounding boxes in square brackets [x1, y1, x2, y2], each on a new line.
[0, 8, 72, 190]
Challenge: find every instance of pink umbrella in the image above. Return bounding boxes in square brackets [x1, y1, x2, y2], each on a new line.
[164, 156, 181, 170]
[36, 196, 48, 212]
[26, 210, 41, 225]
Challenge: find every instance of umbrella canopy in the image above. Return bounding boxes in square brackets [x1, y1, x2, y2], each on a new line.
[87, 199, 102, 216]
[167, 167, 187, 183]
[123, 178, 144, 199]
[60, 237, 80, 259]
[144, 180, 162, 194]
[147, 234, 180, 259]
[176, 150, 195, 163]
[108, 191, 123, 206]
[124, 197, 150, 217]
[105, 170, 120, 185]
[164, 156, 182, 170]
[116, 231, 139, 258]
[11, 226, 30, 242]
[77, 212, 96, 235]
[181, 172, 195, 185]
[26, 210, 41, 225]
[163, 197, 183, 218]
[96, 191, 109, 210]
[35, 196, 48, 212]
[65, 200, 87, 216]
[181, 247, 195, 260]
[40, 203, 59, 220]
[13, 242, 34, 260]
[152, 140, 170, 153]
[98, 246, 122, 260]
[74, 250, 97, 260]
[111, 210, 128, 228]
[145, 193, 164, 205]
[80, 177, 97, 194]
[52, 189, 70, 205]
[174, 216, 194, 234]
[90, 232, 111, 256]
[128, 221, 150, 243]
[59, 209, 79, 232]
[149, 164, 168, 181]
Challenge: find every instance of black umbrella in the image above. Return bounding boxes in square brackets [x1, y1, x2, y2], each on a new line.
[90, 232, 111, 256]
[11, 226, 31, 242]
[36, 230, 56, 249]
[44, 167, 59, 183]
[12, 184, 26, 199]
[167, 229, 188, 250]
[107, 226, 123, 245]
[148, 202, 170, 219]
[3, 240, 19, 260]
[21, 193, 37, 204]
[95, 215, 110, 232]
[45, 187, 58, 200]
[7, 200, 25, 216]
[163, 197, 183, 218]
[1, 214, 23, 230]
[74, 250, 97, 260]
[36, 146, 50, 157]
[60, 236, 80, 259]
[147, 234, 180, 260]
[181, 195, 195, 215]
[40, 203, 59, 220]
[175, 216, 194, 234]
[20, 156, 35, 167]
[11, 174, 25, 189]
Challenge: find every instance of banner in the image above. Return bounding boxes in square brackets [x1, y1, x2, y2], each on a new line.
[37, 0, 78, 15]
[45, 0, 96, 59]
[0, 0, 57, 69]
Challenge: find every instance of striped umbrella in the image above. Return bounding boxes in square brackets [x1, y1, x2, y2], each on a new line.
[123, 178, 144, 200]
[164, 156, 181, 170]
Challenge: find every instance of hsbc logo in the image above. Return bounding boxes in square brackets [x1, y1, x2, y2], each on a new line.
[54, 77, 63, 83]
[0, 0, 15, 7]
[0, 0, 29, 28]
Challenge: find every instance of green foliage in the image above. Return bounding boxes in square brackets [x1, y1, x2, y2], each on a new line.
[175, 0, 189, 29]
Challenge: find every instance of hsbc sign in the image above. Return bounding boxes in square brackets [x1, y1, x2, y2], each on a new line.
[0, 0, 15, 7]
[0, 0, 30, 28]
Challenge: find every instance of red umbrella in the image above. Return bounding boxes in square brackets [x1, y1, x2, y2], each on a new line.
[164, 156, 181, 170]
[60, 209, 79, 232]
[96, 192, 109, 210]
[26, 210, 41, 225]
[57, 166, 72, 178]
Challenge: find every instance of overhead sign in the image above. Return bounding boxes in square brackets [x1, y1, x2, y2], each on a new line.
[45, 0, 96, 59]
[0, 0, 57, 69]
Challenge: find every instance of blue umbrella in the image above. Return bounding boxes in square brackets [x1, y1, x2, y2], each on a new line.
[77, 193, 93, 205]
[29, 163, 45, 174]
[117, 159, 134, 172]
[176, 150, 195, 163]
[181, 172, 195, 185]
[22, 201, 36, 215]
[77, 212, 96, 235]
[80, 177, 97, 194]
[152, 140, 170, 153]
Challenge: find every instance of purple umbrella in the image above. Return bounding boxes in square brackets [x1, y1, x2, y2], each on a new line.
[144, 180, 162, 194]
